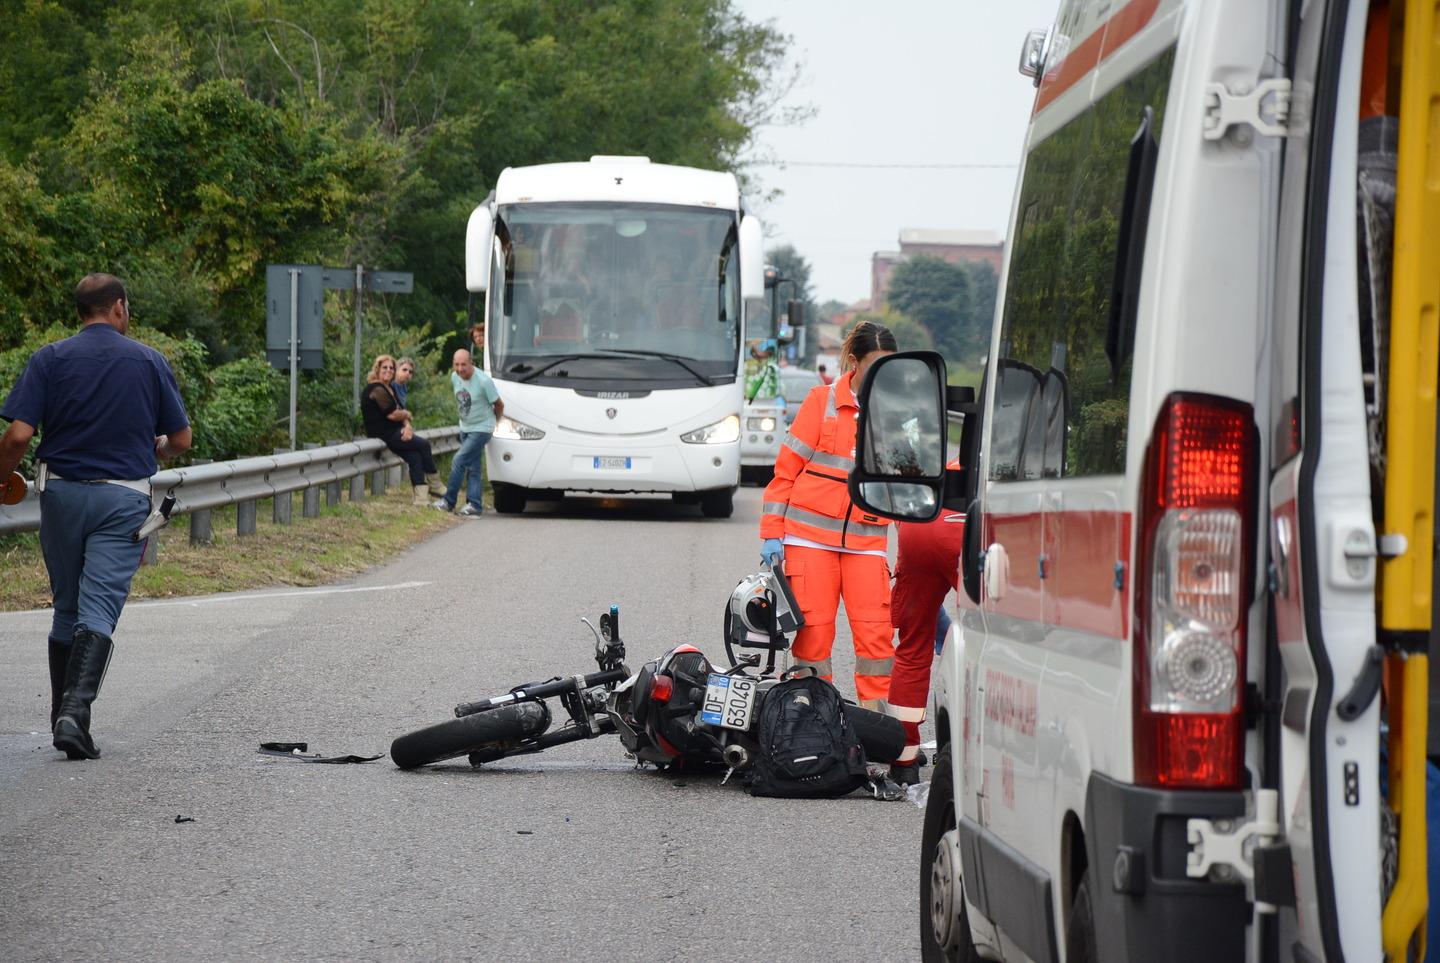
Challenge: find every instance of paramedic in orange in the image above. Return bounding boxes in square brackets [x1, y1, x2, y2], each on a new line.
[759, 321, 898, 709]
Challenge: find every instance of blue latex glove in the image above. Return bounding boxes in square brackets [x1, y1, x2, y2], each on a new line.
[761, 538, 785, 567]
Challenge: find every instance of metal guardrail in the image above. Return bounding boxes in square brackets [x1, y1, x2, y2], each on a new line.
[0, 427, 462, 537]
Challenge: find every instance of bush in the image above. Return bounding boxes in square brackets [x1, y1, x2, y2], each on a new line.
[193, 357, 285, 460]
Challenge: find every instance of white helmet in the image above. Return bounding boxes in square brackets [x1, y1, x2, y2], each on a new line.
[722, 563, 804, 671]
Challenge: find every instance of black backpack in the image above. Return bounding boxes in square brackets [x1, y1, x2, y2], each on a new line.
[746, 675, 869, 799]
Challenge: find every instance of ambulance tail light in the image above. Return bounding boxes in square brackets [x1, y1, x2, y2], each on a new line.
[1134, 394, 1256, 789]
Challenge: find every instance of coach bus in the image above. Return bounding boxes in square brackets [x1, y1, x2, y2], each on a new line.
[463, 156, 766, 517]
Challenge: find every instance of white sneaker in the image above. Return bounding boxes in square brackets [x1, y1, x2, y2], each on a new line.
[433, 499, 453, 512]
[457, 504, 483, 517]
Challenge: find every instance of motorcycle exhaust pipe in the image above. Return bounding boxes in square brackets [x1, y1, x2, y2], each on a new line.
[722, 743, 749, 769]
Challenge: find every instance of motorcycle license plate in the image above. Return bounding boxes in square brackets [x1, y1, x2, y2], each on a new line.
[700, 673, 756, 731]
[593, 456, 632, 470]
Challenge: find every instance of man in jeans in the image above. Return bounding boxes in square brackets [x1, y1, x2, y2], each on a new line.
[436, 348, 502, 517]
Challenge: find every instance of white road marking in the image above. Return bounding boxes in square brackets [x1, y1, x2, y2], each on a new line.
[0, 580, 432, 618]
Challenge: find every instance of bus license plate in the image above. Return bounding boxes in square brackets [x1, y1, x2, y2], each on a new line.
[593, 456, 632, 470]
[700, 673, 757, 731]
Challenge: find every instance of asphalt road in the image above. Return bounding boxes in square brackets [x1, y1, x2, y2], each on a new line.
[0, 487, 934, 962]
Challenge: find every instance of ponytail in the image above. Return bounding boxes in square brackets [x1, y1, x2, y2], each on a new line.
[840, 320, 898, 371]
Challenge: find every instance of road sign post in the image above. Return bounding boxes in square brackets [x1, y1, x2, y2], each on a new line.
[353, 265, 364, 415]
[288, 268, 300, 450]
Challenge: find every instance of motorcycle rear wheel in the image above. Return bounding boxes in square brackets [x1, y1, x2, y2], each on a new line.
[391, 701, 551, 769]
[846, 704, 907, 763]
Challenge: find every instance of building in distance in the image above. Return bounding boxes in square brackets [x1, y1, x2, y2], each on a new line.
[871, 228, 1004, 310]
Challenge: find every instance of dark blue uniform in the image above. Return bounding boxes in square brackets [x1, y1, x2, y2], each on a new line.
[2, 324, 189, 638]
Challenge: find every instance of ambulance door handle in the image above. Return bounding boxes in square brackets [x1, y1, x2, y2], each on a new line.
[984, 542, 1010, 601]
[960, 499, 983, 605]
[1336, 645, 1384, 721]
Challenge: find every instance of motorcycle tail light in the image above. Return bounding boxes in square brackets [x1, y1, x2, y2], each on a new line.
[650, 674, 674, 703]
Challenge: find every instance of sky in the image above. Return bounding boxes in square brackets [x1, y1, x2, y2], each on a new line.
[733, 0, 1061, 306]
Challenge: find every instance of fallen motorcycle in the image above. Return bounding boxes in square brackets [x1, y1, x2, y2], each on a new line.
[390, 590, 906, 784]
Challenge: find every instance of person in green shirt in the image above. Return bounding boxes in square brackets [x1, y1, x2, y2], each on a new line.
[437, 348, 502, 516]
[745, 338, 784, 408]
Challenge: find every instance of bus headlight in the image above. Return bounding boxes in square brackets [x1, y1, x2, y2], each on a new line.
[681, 414, 740, 445]
[494, 415, 545, 440]
[747, 416, 777, 432]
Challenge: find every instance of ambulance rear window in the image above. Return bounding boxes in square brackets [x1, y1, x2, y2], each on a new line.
[989, 47, 1176, 481]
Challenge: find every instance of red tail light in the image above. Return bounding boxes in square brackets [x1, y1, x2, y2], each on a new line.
[649, 674, 674, 703]
[1134, 394, 1256, 788]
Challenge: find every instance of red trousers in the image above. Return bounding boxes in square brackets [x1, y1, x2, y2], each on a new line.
[785, 544, 894, 707]
[889, 511, 965, 761]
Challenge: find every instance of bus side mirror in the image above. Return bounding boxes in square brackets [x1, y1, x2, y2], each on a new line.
[740, 217, 765, 300]
[787, 299, 805, 327]
[848, 351, 948, 522]
[465, 205, 495, 293]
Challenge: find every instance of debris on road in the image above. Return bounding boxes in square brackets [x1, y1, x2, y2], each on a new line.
[257, 742, 382, 764]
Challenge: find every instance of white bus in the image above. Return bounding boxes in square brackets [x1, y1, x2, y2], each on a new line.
[463, 156, 766, 517]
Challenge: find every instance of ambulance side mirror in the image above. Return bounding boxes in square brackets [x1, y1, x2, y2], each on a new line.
[849, 352, 948, 522]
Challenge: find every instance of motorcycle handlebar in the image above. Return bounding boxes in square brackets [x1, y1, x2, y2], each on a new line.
[455, 667, 630, 718]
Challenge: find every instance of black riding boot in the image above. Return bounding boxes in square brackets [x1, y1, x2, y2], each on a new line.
[52, 629, 113, 761]
[48, 636, 71, 729]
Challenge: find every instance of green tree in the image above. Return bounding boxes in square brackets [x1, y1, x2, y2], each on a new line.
[0, 162, 72, 343]
[56, 37, 403, 358]
[0, 0, 802, 457]
[885, 255, 976, 361]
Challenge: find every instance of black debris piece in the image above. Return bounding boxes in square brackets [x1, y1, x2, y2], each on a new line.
[258, 742, 382, 764]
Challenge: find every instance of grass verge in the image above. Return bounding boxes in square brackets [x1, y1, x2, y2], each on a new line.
[0, 484, 460, 612]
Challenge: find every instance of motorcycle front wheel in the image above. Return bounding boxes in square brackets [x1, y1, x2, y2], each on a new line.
[391, 701, 551, 769]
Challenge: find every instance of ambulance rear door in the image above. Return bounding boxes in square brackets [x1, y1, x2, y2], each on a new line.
[1266, 0, 1383, 958]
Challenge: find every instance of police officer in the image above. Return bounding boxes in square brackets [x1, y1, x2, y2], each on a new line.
[0, 274, 191, 760]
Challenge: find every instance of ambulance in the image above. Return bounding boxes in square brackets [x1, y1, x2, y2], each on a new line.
[847, 0, 1432, 959]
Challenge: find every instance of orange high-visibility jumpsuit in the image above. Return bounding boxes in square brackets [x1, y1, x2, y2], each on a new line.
[760, 371, 894, 708]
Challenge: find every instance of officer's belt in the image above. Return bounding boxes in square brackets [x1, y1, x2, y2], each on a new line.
[39, 464, 150, 496]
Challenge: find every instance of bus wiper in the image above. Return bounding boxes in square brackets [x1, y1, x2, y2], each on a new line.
[513, 353, 656, 383]
[512, 355, 582, 383]
[592, 349, 716, 385]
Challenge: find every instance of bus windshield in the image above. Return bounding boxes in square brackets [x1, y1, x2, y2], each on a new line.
[490, 203, 741, 387]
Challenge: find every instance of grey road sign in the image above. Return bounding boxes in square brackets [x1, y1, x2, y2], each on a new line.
[364, 271, 414, 294]
[265, 265, 325, 370]
[320, 267, 356, 290]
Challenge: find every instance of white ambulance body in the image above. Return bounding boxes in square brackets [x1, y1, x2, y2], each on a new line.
[463, 157, 766, 517]
[845, 0, 1436, 959]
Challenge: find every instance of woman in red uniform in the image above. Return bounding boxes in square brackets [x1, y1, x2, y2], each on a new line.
[759, 321, 897, 708]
